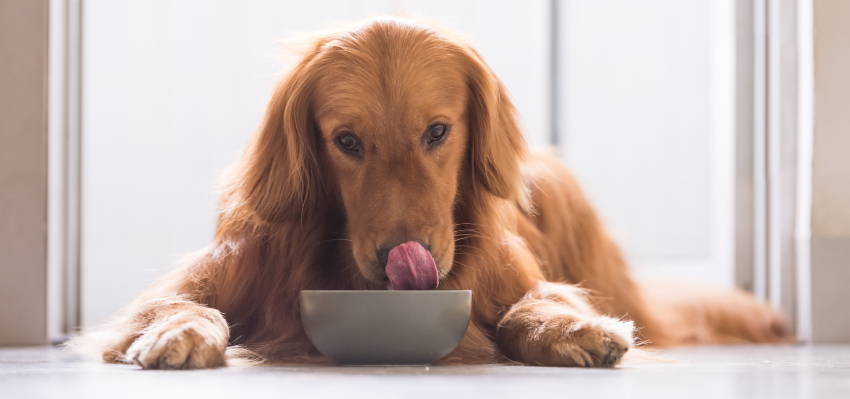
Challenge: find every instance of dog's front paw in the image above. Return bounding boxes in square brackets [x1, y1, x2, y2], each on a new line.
[548, 316, 633, 367]
[124, 310, 228, 369]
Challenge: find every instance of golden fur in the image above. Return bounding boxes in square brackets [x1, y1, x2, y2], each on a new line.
[74, 19, 789, 369]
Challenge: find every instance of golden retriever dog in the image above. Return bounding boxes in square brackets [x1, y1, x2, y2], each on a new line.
[77, 18, 789, 369]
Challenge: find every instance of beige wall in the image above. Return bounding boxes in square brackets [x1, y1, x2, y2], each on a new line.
[812, 0, 850, 239]
[0, 0, 49, 345]
[811, 0, 850, 343]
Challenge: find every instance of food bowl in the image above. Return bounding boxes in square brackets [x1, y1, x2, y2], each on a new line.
[300, 290, 471, 365]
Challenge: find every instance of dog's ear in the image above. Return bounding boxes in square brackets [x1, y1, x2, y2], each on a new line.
[234, 41, 327, 223]
[461, 47, 528, 203]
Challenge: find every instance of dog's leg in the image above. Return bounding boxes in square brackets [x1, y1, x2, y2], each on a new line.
[496, 281, 634, 367]
[98, 297, 229, 369]
[519, 153, 668, 344]
[439, 322, 502, 364]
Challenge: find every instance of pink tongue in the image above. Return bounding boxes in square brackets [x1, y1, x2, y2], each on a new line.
[385, 241, 439, 290]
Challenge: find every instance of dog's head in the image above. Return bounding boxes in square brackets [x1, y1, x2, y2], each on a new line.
[235, 19, 525, 287]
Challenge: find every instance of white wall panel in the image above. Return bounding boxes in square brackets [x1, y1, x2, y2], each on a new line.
[558, 0, 735, 284]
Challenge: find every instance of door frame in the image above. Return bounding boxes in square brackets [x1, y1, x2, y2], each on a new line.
[47, 0, 83, 340]
[735, 0, 813, 341]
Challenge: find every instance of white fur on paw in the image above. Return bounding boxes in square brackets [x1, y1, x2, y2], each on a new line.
[552, 316, 634, 367]
[124, 313, 227, 370]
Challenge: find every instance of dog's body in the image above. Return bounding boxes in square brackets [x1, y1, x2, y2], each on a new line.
[78, 19, 788, 369]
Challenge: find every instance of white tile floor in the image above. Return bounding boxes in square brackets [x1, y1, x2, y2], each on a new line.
[1, 345, 849, 398]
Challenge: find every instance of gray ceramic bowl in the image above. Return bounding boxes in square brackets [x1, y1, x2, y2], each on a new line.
[300, 290, 471, 365]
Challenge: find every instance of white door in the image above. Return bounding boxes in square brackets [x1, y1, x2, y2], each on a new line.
[556, 0, 735, 285]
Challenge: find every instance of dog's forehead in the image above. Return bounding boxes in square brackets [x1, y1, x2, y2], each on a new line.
[313, 57, 467, 118]
[312, 28, 468, 129]
[313, 66, 466, 122]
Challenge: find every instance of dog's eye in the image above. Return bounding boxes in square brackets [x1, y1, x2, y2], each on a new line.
[424, 123, 450, 147]
[334, 132, 362, 155]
